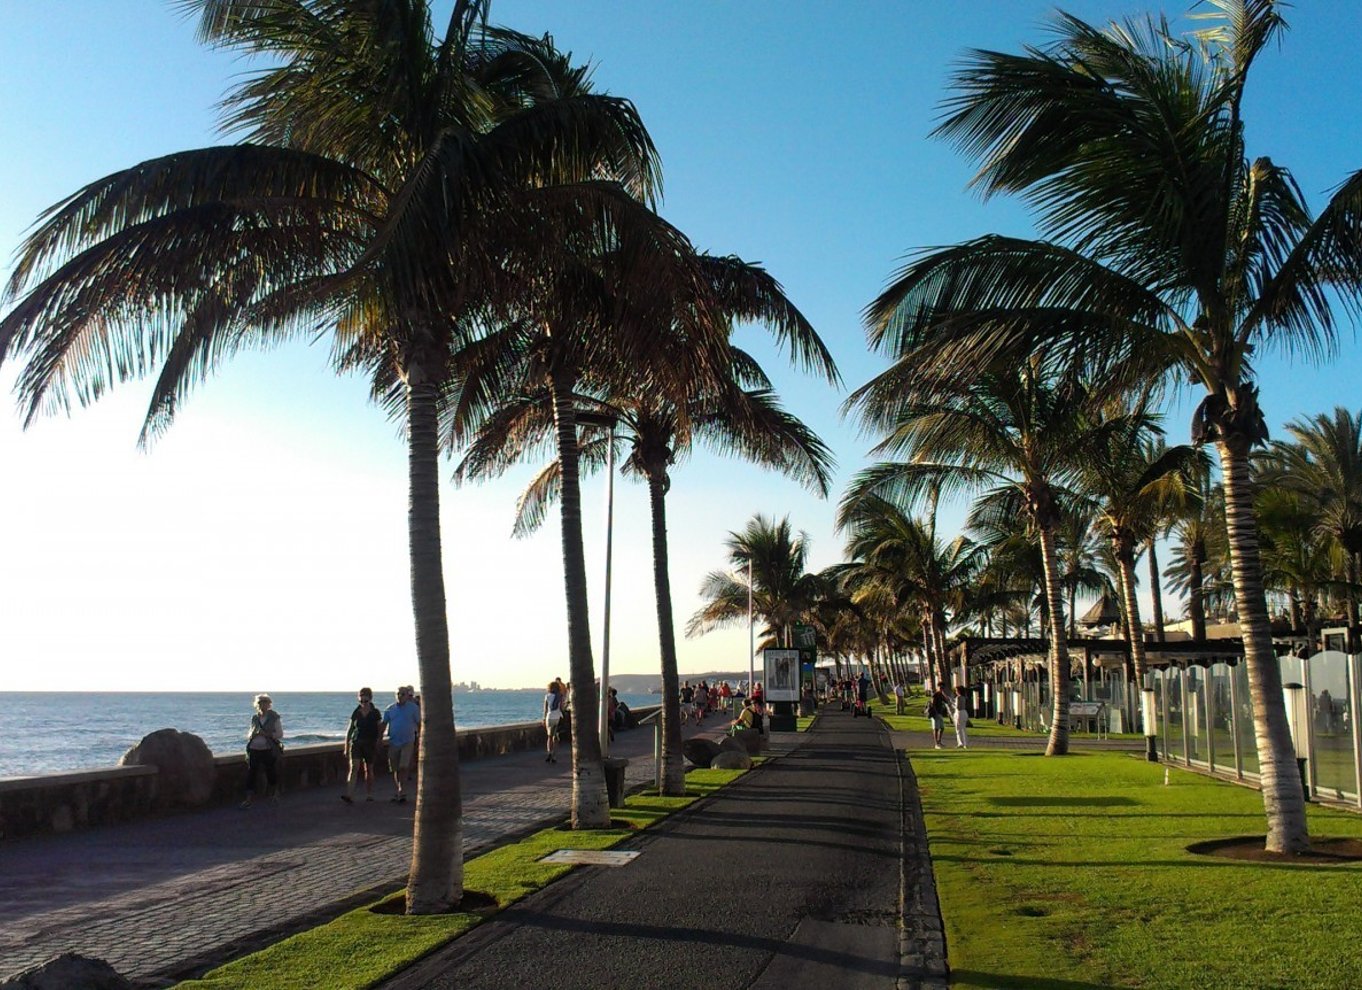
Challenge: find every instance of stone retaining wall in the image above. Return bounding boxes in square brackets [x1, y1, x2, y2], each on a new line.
[0, 706, 660, 841]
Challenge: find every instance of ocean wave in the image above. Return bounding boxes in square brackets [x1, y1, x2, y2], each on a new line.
[287, 733, 347, 743]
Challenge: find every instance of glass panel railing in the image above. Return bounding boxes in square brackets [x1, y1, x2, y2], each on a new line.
[1305, 650, 1357, 802]
[1165, 665, 1185, 764]
[1232, 660, 1259, 777]
[1209, 663, 1236, 775]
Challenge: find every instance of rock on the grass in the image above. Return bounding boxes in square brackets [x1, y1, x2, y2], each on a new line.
[682, 737, 723, 768]
[119, 728, 217, 807]
[0, 953, 133, 990]
[718, 735, 747, 754]
[712, 750, 753, 770]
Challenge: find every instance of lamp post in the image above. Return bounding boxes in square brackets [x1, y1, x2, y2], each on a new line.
[585, 416, 616, 758]
[1283, 681, 1309, 800]
[1141, 675, 1158, 763]
[747, 557, 755, 694]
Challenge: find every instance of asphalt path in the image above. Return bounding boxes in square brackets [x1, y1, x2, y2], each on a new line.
[387, 709, 904, 990]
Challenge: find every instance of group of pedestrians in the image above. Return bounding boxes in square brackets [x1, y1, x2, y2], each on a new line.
[239, 686, 423, 808]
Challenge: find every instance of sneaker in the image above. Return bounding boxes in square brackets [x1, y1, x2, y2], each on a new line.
[398, 794, 407, 803]
[239, 797, 253, 809]
[934, 743, 942, 750]
[365, 796, 374, 802]
[389, 795, 402, 804]
[340, 795, 354, 804]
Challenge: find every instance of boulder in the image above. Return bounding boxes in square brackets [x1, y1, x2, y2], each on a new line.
[119, 728, 216, 807]
[712, 750, 753, 770]
[0, 953, 133, 990]
[682, 737, 723, 768]
[717, 735, 747, 754]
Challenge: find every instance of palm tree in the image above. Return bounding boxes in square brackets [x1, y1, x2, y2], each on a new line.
[1077, 421, 1206, 684]
[1051, 507, 1111, 639]
[1165, 472, 1229, 641]
[0, 2, 664, 906]
[688, 514, 825, 653]
[835, 494, 987, 693]
[458, 334, 835, 797]
[863, 2, 1362, 852]
[844, 361, 1111, 755]
[1259, 408, 1362, 649]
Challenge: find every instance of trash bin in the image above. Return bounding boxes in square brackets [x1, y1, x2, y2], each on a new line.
[603, 756, 630, 808]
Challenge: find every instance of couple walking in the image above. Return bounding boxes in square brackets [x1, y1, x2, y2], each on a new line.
[927, 685, 970, 750]
[341, 685, 421, 804]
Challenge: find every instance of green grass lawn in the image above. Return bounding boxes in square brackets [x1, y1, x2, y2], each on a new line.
[881, 708, 1146, 741]
[909, 747, 1362, 989]
[176, 768, 744, 990]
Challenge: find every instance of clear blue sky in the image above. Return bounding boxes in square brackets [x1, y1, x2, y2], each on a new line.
[2, 1, 1359, 690]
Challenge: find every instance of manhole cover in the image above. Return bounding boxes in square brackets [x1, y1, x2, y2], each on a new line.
[539, 850, 641, 867]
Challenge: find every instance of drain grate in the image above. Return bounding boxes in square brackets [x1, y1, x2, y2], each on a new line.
[539, 849, 640, 867]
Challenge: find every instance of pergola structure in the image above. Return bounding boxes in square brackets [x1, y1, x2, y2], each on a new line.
[945, 635, 1253, 727]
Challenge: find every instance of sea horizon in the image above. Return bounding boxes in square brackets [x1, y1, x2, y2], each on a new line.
[0, 688, 661, 780]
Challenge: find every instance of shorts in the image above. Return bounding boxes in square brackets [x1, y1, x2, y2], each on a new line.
[350, 740, 376, 763]
[388, 742, 414, 773]
[929, 715, 944, 732]
[546, 711, 562, 729]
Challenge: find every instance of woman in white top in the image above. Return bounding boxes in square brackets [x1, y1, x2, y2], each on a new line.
[543, 682, 564, 764]
[241, 693, 283, 807]
[952, 685, 970, 749]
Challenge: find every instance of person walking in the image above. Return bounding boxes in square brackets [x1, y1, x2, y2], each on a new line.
[342, 687, 381, 803]
[381, 686, 420, 803]
[952, 684, 971, 749]
[544, 681, 564, 762]
[927, 686, 949, 750]
[241, 693, 283, 808]
[894, 680, 906, 716]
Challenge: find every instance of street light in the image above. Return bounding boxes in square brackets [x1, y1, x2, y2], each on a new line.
[1141, 680, 1158, 763]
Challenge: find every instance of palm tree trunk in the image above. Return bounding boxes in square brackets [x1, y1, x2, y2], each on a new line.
[1117, 544, 1148, 685]
[1347, 553, 1360, 654]
[404, 376, 462, 913]
[549, 370, 609, 828]
[1190, 542, 1207, 641]
[1037, 524, 1071, 756]
[1147, 539, 1166, 643]
[1218, 441, 1309, 854]
[645, 468, 685, 796]
[933, 618, 950, 688]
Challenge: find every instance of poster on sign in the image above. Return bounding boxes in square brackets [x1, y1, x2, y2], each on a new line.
[763, 649, 801, 702]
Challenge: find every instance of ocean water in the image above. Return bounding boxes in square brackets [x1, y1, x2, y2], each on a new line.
[0, 690, 658, 780]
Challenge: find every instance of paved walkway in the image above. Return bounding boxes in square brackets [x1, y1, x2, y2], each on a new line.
[0, 717, 728, 987]
[385, 709, 940, 990]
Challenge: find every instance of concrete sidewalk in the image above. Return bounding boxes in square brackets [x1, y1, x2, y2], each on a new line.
[0, 716, 729, 987]
[385, 709, 927, 990]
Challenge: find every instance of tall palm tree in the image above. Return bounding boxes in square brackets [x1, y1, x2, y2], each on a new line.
[844, 362, 1111, 755]
[1259, 408, 1362, 649]
[687, 514, 825, 653]
[1077, 422, 1206, 684]
[459, 342, 835, 797]
[0, 1, 664, 906]
[863, 2, 1362, 852]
